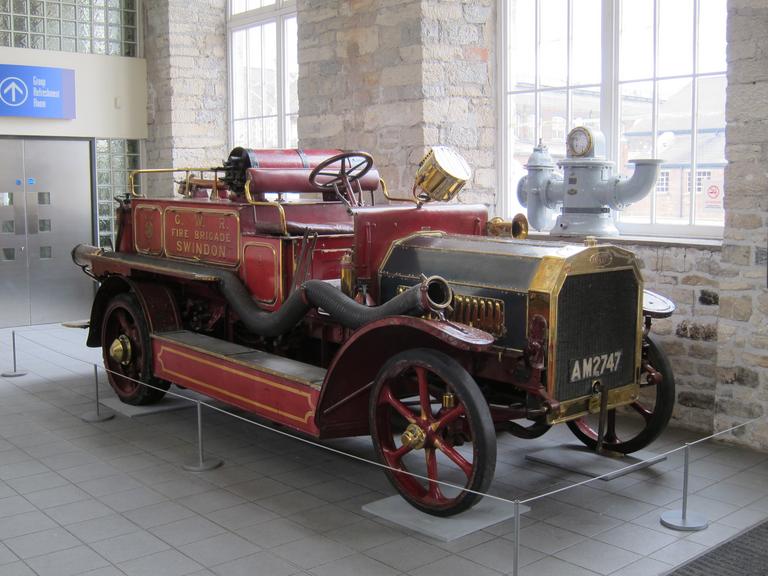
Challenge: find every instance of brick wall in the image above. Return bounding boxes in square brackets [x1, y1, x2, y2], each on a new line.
[714, 0, 768, 449]
[144, 0, 228, 197]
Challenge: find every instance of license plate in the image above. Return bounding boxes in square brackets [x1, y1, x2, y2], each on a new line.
[569, 350, 623, 383]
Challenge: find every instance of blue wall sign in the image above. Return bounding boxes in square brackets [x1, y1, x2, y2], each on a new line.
[0, 64, 75, 120]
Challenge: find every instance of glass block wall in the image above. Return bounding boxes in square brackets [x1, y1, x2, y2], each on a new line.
[0, 0, 138, 56]
[96, 139, 139, 249]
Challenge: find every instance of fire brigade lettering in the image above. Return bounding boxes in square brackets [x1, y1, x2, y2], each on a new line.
[569, 350, 622, 383]
[164, 210, 238, 264]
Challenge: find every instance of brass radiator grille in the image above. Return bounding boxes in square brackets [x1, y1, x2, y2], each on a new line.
[397, 286, 506, 337]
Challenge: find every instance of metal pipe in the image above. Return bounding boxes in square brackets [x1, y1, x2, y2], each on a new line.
[11, 331, 18, 373]
[596, 381, 608, 454]
[609, 159, 664, 208]
[682, 442, 690, 520]
[94, 365, 101, 418]
[513, 499, 521, 576]
[195, 402, 204, 468]
[73, 247, 452, 337]
[2, 330, 27, 378]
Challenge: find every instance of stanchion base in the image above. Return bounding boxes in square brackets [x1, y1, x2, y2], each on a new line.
[183, 458, 223, 472]
[660, 510, 709, 531]
[80, 410, 115, 423]
[1, 371, 27, 378]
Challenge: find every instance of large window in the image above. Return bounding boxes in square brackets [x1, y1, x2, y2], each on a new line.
[502, 0, 727, 236]
[228, 0, 298, 149]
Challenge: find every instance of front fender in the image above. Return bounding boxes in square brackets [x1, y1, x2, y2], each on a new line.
[87, 275, 181, 347]
[315, 316, 493, 438]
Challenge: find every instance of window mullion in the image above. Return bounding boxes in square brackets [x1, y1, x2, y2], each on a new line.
[601, 0, 618, 163]
[534, 0, 541, 143]
[277, 16, 286, 148]
[689, 0, 700, 226]
[650, 0, 659, 224]
[566, 0, 572, 129]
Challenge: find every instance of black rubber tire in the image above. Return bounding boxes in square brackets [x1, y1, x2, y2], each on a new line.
[369, 348, 497, 516]
[566, 334, 676, 454]
[101, 292, 169, 405]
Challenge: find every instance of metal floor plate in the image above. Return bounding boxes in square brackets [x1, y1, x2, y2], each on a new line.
[363, 495, 529, 542]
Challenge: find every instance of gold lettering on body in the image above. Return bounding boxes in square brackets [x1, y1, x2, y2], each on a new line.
[167, 211, 235, 261]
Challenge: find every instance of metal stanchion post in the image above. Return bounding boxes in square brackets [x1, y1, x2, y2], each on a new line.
[81, 365, 115, 422]
[2, 331, 28, 378]
[513, 499, 521, 576]
[183, 401, 223, 472]
[660, 443, 708, 531]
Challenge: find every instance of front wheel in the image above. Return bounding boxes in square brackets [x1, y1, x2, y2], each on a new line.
[101, 292, 169, 405]
[566, 334, 675, 454]
[369, 349, 496, 516]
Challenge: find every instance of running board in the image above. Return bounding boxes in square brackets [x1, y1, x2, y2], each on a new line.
[151, 330, 323, 435]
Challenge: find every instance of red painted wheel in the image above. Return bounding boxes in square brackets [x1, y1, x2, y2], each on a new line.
[566, 334, 675, 454]
[369, 349, 496, 516]
[101, 293, 169, 405]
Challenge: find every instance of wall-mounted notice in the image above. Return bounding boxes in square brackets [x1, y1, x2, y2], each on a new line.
[0, 64, 75, 119]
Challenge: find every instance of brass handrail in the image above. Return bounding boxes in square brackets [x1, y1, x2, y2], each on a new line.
[244, 181, 288, 235]
[380, 178, 419, 206]
[128, 167, 223, 198]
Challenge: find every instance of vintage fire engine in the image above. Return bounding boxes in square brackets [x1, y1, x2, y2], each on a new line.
[73, 141, 675, 516]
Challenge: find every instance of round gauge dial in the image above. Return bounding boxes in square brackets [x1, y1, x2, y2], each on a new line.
[568, 127, 593, 157]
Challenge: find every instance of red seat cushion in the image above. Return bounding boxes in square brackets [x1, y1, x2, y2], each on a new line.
[247, 167, 381, 194]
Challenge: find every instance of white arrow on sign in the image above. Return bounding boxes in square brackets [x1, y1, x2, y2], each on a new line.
[0, 77, 29, 107]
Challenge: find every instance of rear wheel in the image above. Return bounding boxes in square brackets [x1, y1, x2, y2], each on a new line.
[101, 292, 169, 405]
[369, 349, 496, 516]
[566, 334, 675, 453]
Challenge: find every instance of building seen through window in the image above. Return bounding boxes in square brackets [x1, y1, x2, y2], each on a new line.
[504, 0, 726, 234]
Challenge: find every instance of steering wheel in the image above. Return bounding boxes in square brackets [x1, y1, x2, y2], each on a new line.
[309, 151, 373, 206]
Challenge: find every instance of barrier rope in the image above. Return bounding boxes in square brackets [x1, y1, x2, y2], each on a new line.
[2, 330, 762, 507]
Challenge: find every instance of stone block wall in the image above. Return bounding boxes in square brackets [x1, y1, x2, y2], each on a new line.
[144, 0, 228, 197]
[298, 0, 426, 195]
[297, 0, 496, 201]
[618, 242, 722, 432]
[715, 0, 768, 449]
[421, 1, 496, 205]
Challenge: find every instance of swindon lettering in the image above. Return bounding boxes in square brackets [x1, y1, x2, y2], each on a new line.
[168, 212, 235, 260]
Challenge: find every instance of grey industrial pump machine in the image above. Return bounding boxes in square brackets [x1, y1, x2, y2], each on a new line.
[518, 126, 663, 236]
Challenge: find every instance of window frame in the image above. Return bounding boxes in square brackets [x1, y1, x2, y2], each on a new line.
[226, 0, 297, 150]
[498, 0, 726, 239]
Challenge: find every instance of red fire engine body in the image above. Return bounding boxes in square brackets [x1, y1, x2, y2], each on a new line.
[73, 148, 676, 516]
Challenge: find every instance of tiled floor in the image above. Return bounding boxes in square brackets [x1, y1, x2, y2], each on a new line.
[0, 324, 766, 576]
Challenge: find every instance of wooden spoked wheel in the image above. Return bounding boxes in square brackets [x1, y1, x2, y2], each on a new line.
[369, 349, 496, 516]
[566, 334, 675, 454]
[101, 293, 168, 405]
